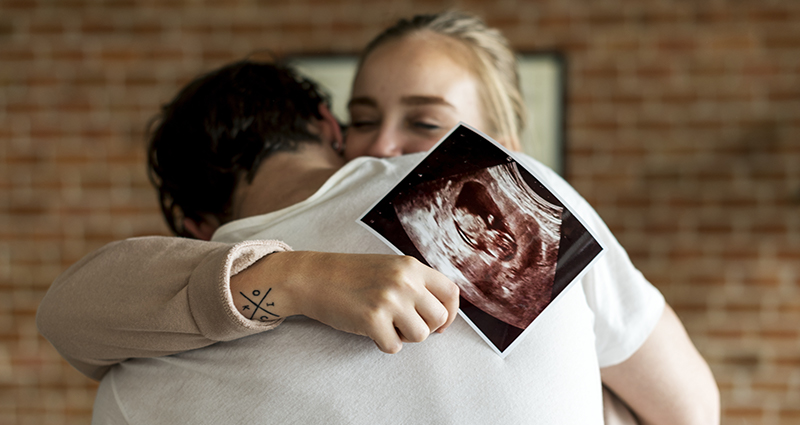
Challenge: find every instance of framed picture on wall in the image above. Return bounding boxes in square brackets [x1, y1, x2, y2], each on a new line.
[290, 53, 566, 175]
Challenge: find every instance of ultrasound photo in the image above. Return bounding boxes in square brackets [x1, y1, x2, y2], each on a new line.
[393, 162, 562, 330]
[360, 124, 604, 356]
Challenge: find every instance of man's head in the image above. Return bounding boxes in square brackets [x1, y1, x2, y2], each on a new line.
[147, 60, 341, 238]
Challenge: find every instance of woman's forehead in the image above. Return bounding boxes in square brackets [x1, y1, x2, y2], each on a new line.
[357, 32, 477, 83]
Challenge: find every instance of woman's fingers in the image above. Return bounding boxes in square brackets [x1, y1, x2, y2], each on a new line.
[422, 269, 460, 333]
[283, 251, 460, 353]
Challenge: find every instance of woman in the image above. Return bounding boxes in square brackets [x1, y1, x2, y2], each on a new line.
[344, 12, 524, 159]
[335, 12, 719, 424]
[39, 11, 719, 425]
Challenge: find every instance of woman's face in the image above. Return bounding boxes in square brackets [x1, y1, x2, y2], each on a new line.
[345, 34, 487, 160]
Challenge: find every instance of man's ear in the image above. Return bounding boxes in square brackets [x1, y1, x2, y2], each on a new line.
[317, 103, 344, 153]
[183, 217, 220, 241]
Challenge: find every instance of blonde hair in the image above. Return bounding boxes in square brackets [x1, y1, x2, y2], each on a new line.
[360, 11, 526, 150]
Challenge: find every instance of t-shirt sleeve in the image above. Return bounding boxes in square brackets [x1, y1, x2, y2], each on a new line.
[517, 156, 665, 368]
[36, 236, 291, 380]
[575, 206, 665, 367]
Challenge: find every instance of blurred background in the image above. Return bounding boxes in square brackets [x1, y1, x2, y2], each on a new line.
[1, 0, 798, 424]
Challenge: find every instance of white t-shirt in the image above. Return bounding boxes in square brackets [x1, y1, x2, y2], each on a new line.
[92, 153, 663, 424]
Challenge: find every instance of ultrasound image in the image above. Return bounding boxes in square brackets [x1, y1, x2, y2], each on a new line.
[393, 162, 563, 329]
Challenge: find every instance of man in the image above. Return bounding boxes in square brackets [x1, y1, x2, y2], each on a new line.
[38, 60, 460, 379]
[38, 60, 716, 424]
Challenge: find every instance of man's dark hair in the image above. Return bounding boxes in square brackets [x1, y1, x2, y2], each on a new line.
[147, 60, 331, 237]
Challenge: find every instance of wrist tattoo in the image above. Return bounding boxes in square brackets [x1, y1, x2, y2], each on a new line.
[240, 288, 280, 321]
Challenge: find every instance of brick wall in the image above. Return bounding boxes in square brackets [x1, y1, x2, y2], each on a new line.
[1, 0, 798, 423]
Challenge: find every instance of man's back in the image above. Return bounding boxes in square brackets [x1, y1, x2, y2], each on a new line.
[91, 153, 661, 424]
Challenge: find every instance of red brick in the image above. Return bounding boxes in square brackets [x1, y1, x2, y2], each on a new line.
[100, 48, 143, 62]
[280, 22, 316, 33]
[585, 11, 625, 27]
[752, 223, 788, 235]
[536, 14, 573, 30]
[725, 303, 761, 313]
[718, 354, 761, 368]
[759, 330, 799, 339]
[635, 9, 684, 26]
[29, 20, 65, 36]
[231, 22, 268, 36]
[104, 0, 137, 8]
[0, 47, 35, 61]
[774, 356, 800, 367]
[671, 302, 709, 313]
[636, 64, 672, 79]
[609, 93, 644, 105]
[748, 8, 796, 23]
[1, 0, 37, 9]
[6, 101, 41, 114]
[49, 0, 89, 8]
[687, 274, 726, 286]
[776, 248, 800, 261]
[656, 36, 697, 53]
[202, 49, 239, 63]
[56, 98, 93, 113]
[329, 20, 361, 32]
[51, 48, 85, 62]
[485, 15, 522, 28]
[692, 9, 734, 25]
[181, 22, 216, 35]
[603, 36, 640, 52]
[124, 75, 159, 87]
[708, 34, 757, 51]
[643, 221, 680, 235]
[724, 407, 764, 418]
[767, 88, 800, 101]
[763, 35, 800, 49]
[130, 22, 163, 36]
[660, 91, 698, 104]
[707, 329, 744, 339]
[80, 20, 115, 35]
[743, 276, 781, 287]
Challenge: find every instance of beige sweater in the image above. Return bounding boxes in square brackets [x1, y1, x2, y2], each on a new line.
[36, 236, 290, 380]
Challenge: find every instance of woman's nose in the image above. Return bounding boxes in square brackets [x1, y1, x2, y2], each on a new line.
[365, 128, 403, 158]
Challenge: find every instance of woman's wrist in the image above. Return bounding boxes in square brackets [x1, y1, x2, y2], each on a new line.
[229, 251, 301, 322]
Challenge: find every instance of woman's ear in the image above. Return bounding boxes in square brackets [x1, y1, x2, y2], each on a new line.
[317, 103, 344, 153]
[183, 217, 220, 241]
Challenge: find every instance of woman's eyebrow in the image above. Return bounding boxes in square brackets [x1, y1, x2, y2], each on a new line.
[347, 95, 455, 109]
[400, 95, 454, 108]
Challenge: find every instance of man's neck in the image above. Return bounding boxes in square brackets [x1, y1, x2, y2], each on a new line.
[232, 143, 347, 219]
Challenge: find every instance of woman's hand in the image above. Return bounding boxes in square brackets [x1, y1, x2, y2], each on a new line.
[231, 251, 460, 353]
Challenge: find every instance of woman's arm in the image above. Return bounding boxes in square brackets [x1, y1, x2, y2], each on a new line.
[36, 237, 287, 380]
[37, 236, 459, 380]
[600, 304, 720, 425]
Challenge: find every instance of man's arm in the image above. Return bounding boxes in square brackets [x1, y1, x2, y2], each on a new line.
[600, 304, 720, 425]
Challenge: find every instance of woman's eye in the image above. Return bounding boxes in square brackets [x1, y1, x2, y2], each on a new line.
[412, 122, 440, 130]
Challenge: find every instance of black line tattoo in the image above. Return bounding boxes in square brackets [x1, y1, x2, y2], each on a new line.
[240, 288, 279, 321]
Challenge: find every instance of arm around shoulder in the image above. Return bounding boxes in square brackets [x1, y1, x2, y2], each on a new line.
[600, 303, 720, 425]
[36, 236, 289, 380]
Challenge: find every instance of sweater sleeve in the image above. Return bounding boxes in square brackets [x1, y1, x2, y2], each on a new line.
[36, 236, 291, 381]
